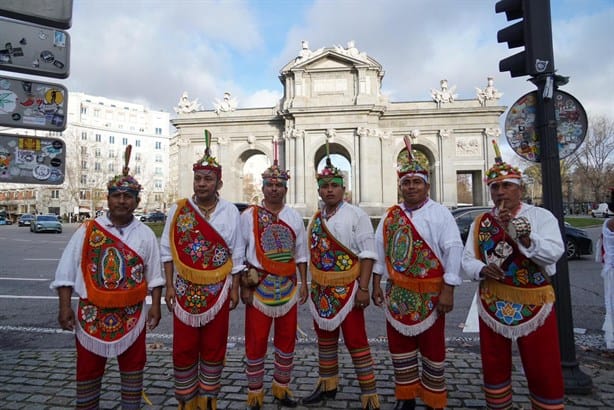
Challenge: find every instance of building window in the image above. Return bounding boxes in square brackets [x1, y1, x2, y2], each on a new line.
[95, 162, 101, 171]
[81, 161, 88, 170]
[51, 190, 60, 199]
[154, 193, 162, 201]
[155, 127, 162, 135]
[135, 139, 141, 147]
[155, 154, 162, 163]
[81, 146, 87, 155]
[109, 135, 115, 144]
[155, 141, 162, 150]
[154, 180, 163, 189]
[79, 190, 87, 200]
[134, 153, 141, 161]
[95, 148, 101, 158]
[80, 106, 87, 115]
[81, 131, 87, 140]
[122, 137, 128, 145]
[93, 109, 100, 117]
[109, 149, 115, 158]
[155, 167, 162, 175]
[108, 163, 115, 172]
[80, 175, 87, 184]
[95, 134, 101, 142]
[135, 165, 141, 175]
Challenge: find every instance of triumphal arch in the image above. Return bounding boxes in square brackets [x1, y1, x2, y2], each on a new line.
[170, 41, 505, 217]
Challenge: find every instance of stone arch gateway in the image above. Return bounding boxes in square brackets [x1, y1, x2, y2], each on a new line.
[170, 41, 505, 216]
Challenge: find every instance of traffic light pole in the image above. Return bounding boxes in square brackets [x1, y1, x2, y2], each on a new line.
[533, 75, 593, 394]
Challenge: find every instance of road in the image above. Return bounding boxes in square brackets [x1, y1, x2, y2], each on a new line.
[0, 221, 606, 351]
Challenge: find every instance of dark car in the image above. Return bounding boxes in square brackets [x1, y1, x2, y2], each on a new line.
[144, 211, 166, 223]
[18, 213, 35, 226]
[30, 214, 62, 233]
[451, 206, 593, 260]
[234, 203, 250, 213]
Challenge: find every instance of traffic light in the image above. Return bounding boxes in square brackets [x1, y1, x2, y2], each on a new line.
[496, 0, 555, 77]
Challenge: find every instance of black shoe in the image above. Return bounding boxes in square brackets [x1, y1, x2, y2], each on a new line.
[363, 403, 380, 410]
[246, 404, 260, 410]
[274, 392, 298, 408]
[301, 384, 337, 405]
[394, 399, 416, 410]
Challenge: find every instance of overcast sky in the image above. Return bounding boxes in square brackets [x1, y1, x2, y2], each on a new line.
[65, 0, 612, 131]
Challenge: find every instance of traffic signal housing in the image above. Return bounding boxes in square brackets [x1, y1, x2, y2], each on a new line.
[496, 0, 555, 77]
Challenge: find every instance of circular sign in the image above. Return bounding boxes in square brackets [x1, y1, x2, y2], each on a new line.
[504, 90, 587, 162]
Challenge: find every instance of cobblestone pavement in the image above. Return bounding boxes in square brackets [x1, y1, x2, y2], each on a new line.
[0, 336, 612, 409]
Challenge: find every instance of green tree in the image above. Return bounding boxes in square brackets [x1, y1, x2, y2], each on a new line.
[569, 115, 614, 202]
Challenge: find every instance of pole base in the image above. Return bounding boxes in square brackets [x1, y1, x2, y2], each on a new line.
[562, 361, 593, 395]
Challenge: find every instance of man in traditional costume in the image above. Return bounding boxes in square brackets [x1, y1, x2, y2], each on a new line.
[303, 152, 380, 410]
[160, 130, 245, 410]
[599, 191, 614, 350]
[372, 137, 463, 410]
[239, 153, 308, 410]
[461, 140, 565, 409]
[52, 145, 165, 409]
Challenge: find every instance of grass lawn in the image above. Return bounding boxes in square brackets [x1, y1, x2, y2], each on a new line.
[564, 217, 604, 228]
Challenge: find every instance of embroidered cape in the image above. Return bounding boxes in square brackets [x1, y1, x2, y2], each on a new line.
[170, 198, 233, 326]
[251, 205, 298, 318]
[308, 211, 361, 330]
[382, 205, 444, 336]
[78, 220, 148, 357]
[474, 212, 555, 339]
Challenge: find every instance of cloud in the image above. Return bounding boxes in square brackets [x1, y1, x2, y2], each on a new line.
[64, 0, 613, 122]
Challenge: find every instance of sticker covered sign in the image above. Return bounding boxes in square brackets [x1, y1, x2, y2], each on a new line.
[0, 133, 65, 184]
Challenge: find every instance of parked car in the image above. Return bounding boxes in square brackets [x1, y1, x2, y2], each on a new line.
[30, 214, 62, 233]
[144, 211, 166, 222]
[234, 202, 250, 213]
[0, 216, 11, 225]
[18, 214, 35, 226]
[590, 203, 614, 218]
[451, 206, 592, 260]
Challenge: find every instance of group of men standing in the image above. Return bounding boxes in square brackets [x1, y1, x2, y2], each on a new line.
[51, 135, 567, 410]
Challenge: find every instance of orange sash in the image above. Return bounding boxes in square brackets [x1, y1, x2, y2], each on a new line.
[308, 211, 360, 286]
[252, 205, 297, 276]
[81, 220, 147, 308]
[383, 205, 443, 293]
[170, 199, 232, 285]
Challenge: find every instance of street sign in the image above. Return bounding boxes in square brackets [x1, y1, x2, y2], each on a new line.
[0, 133, 65, 185]
[0, 75, 67, 131]
[0, 18, 70, 78]
[0, 0, 73, 29]
[504, 90, 587, 162]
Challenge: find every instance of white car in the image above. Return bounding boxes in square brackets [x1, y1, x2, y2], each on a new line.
[591, 203, 614, 218]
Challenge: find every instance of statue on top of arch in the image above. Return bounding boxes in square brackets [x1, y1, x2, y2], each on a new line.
[431, 79, 457, 107]
[476, 77, 503, 106]
[333, 40, 369, 62]
[174, 91, 201, 114]
[213, 92, 238, 114]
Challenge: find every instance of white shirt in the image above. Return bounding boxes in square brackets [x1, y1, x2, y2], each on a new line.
[51, 215, 165, 296]
[462, 203, 565, 280]
[312, 201, 377, 261]
[373, 199, 464, 286]
[160, 197, 245, 274]
[241, 204, 308, 268]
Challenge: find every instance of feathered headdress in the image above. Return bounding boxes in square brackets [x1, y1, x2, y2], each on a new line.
[107, 145, 142, 196]
[261, 138, 290, 184]
[316, 140, 343, 187]
[193, 129, 222, 178]
[485, 139, 522, 185]
[397, 136, 428, 182]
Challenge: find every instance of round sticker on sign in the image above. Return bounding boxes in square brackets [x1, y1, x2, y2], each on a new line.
[504, 90, 587, 162]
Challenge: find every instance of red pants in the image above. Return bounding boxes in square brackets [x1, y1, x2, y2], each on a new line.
[480, 308, 564, 409]
[172, 299, 230, 402]
[76, 331, 146, 409]
[386, 314, 447, 408]
[245, 303, 297, 394]
[313, 306, 378, 400]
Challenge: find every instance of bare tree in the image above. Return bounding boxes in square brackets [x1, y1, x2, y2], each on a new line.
[568, 115, 614, 202]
